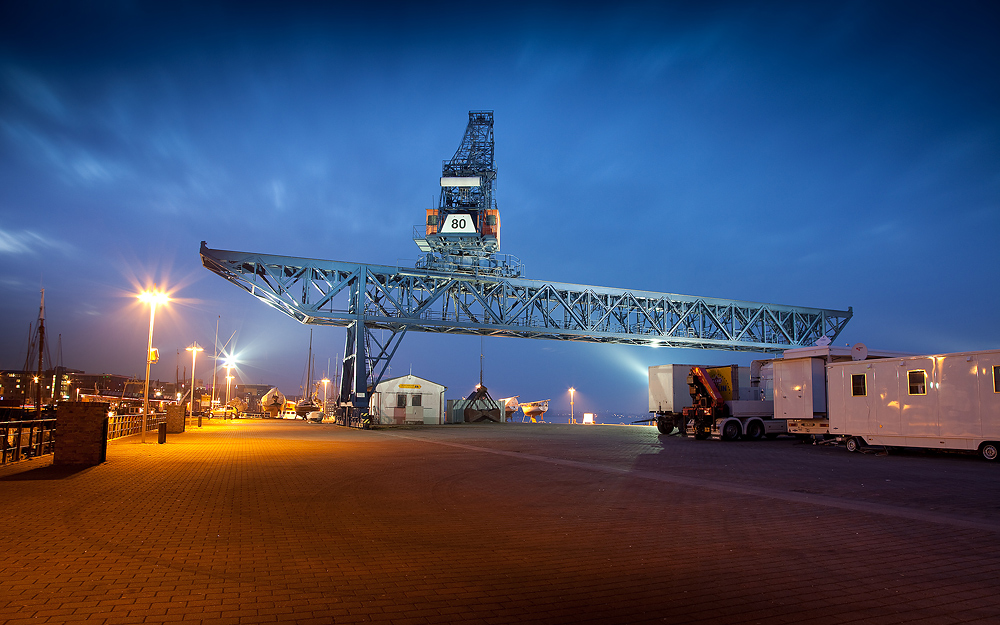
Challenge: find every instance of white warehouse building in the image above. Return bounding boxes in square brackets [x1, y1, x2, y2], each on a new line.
[369, 374, 447, 425]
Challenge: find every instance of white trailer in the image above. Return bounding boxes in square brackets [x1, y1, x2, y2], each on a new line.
[773, 345, 907, 435]
[827, 349, 1000, 461]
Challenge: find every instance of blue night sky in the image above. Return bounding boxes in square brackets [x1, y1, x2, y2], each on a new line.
[1, 2, 998, 419]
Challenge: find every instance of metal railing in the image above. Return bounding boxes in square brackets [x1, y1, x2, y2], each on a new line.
[1, 419, 57, 465]
[0, 409, 169, 466]
[107, 412, 166, 441]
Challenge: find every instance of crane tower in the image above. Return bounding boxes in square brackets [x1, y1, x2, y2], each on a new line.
[414, 111, 521, 277]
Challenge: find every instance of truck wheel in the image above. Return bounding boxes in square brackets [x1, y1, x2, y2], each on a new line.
[745, 420, 764, 440]
[656, 418, 673, 435]
[721, 420, 741, 441]
[980, 442, 998, 461]
[845, 437, 859, 453]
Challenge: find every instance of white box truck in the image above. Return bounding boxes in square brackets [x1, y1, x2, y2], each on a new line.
[827, 349, 1000, 461]
[648, 364, 697, 434]
[649, 363, 780, 440]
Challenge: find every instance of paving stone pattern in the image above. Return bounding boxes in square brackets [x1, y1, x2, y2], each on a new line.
[1, 420, 998, 624]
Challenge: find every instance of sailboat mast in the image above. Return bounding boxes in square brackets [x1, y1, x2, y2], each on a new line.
[36, 289, 45, 416]
[52, 334, 62, 400]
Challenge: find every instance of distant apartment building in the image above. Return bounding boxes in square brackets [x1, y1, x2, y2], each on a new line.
[0, 369, 188, 406]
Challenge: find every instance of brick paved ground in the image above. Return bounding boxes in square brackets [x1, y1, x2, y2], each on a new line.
[1, 420, 998, 624]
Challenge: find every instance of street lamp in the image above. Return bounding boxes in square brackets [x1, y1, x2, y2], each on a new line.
[186, 342, 203, 425]
[223, 358, 235, 407]
[138, 288, 169, 443]
[225, 376, 234, 416]
[224, 357, 235, 415]
[569, 387, 576, 424]
[321, 378, 330, 411]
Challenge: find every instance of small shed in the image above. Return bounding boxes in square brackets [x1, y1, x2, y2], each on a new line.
[369, 374, 447, 425]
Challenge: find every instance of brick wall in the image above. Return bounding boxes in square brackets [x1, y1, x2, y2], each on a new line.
[165, 404, 185, 434]
[55, 402, 109, 466]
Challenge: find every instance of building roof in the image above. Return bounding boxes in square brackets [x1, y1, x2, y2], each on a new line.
[374, 374, 447, 392]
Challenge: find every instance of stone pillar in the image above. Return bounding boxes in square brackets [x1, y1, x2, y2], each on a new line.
[165, 404, 185, 434]
[55, 402, 109, 466]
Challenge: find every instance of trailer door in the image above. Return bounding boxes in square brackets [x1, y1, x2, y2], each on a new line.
[940, 355, 980, 439]
[873, 365, 900, 435]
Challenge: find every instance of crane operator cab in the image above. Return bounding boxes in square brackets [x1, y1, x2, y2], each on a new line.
[413, 111, 518, 278]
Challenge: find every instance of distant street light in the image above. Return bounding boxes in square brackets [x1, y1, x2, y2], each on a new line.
[138, 288, 169, 443]
[321, 378, 330, 411]
[186, 342, 203, 425]
[569, 387, 576, 424]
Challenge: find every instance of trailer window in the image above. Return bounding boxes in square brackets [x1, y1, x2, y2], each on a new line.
[396, 394, 407, 408]
[907, 370, 927, 395]
[851, 374, 867, 397]
[994, 365, 1000, 393]
[412, 394, 422, 407]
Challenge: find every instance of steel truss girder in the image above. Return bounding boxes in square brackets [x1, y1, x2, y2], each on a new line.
[201, 242, 853, 359]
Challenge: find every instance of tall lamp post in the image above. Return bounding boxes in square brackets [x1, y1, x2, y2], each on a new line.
[321, 377, 330, 412]
[186, 343, 203, 426]
[569, 387, 576, 424]
[224, 359, 235, 411]
[225, 375, 233, 415]
[138, 288, 169, 443]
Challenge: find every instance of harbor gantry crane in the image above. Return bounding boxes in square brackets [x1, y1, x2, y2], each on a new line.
[201, 111, 852, 423]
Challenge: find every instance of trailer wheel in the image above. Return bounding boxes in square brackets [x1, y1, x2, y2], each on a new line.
[655, 418, 673, 435]
[980, 442, 998, 462]
[844, 437, 860, 453]
[745, 420, 764, 440]
[721, 420, 741, 441]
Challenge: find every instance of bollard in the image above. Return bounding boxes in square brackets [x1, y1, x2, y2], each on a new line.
[100, 417, 109, 463]
[157, 422, 166, 444]
[198, 414, 203, 428]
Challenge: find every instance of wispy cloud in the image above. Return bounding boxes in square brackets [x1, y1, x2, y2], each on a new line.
[3, 66, 68, 121]
[0, 227, 65, 255]
[0, 119, 127, 186]
[269, 179, 286, 211]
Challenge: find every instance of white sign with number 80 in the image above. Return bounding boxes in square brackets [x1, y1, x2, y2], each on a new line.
[438, 212, 478, 234]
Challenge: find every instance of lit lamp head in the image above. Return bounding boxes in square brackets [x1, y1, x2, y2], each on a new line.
[137, 290, 170, 306]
